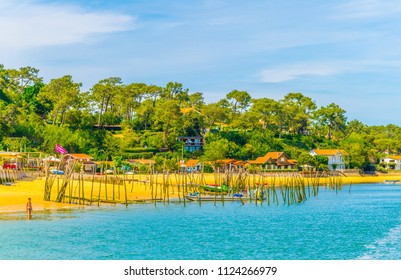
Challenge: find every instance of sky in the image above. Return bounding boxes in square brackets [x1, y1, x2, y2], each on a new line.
[1, 0, 401, 125]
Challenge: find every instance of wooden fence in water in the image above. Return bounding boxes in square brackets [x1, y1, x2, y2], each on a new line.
[42, 160, 345, 207]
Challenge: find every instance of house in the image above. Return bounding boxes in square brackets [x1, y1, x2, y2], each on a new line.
[64, 154, 96, 173]
[309, 149, 348, 170]
[177, 136, 204, 153]
[248, 152, 297, 170]
[380, 156, 401, 170]
[0, 152, 24, 170]
[215, 159, 246, 172]
[65, 153, 94, 162]
[179, 159, 202, 172]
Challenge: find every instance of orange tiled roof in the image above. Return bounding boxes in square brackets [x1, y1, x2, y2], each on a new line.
[68, 154, 93, 160]
[185, 159, 200, 167]
[252, 156, 268, 164]
[264, 152, 284, 160]
[250, 152, 288, 164]
[389, 156, 401, 160]
[312, 149, 348, 156]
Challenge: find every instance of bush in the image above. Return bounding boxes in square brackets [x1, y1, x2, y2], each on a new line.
[123, 148, 159, 153]
[121, 152, 154, 159]
[202, 164, 214, 173]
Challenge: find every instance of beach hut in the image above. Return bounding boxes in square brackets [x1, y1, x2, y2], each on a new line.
[64, 153, 97, 174]
[0, 152, 24, 170]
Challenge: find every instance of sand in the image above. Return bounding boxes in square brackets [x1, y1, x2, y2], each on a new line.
[1, 173, 401, 214]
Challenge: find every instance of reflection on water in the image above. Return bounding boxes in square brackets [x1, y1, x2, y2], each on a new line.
[0, 208, 80, 221]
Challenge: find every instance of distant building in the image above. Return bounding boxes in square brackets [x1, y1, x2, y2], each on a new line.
[177, 136, 204, 153]
[309, 149, 348, 170]
[248, 152, 297, 170]
[65, 153, 97, 174]
[214, 159, 246, 172]
[380, 156, 401, 170]
[179, 159, 202, 172]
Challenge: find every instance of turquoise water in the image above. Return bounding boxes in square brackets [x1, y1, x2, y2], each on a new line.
[1, 183, 401, 260]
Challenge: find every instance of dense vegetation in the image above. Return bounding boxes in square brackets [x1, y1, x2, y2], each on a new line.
[0, 64, 399, 171]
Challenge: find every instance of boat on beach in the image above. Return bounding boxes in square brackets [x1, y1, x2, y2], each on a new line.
[383, 179, 401, 184]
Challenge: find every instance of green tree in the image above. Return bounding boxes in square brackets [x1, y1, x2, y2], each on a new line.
[153, 99, 182, 147]
[201, 138, 230, 171]
[249, 98, 278, 133]
[226, 89, 251, 114]
[282, 93, 316, 135]
[161, 82, 189, 106]
[38, 75, 82, 125]
[314, 103, 347, 140]
[202, 102, 229, 131]
[90, 77, 123, 126]
[135, 99, 154, 130]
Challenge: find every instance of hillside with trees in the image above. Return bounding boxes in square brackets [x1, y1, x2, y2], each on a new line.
[1, 64, 399, 171]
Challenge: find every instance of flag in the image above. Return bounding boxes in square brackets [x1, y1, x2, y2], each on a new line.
[55, 144, 67, 154]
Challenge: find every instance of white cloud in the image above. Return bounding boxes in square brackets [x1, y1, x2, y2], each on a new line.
[259, 57, 401, 83]
[0, 0, 135, 49]
[259, 63, 344, 83]
[337, 0, 401, 18]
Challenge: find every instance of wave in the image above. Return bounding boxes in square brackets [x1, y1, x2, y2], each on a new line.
[358, 220, 401, 260]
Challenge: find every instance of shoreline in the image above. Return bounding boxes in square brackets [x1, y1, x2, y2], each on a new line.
[1, 174, 400, 214]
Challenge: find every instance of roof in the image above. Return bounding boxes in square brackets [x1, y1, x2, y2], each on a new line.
[388, 156, 401, 160]
[0, 152, 24, 158]
[67, 154, 93, 160]
[185, 159, 200, 167]
[264, 152, 285, 160]
[217, 159, 237, 164]
[250, 152, 289, 164]
[311, 149, 349, 156]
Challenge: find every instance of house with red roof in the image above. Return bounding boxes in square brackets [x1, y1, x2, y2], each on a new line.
[179, 159, 202, 172]
[248, 152, 297, 170]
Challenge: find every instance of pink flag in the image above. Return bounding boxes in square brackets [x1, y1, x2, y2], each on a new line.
[55, 144, 67, 154]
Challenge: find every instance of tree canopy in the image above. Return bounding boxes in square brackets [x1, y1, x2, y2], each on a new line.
[0, 64, 400, 170]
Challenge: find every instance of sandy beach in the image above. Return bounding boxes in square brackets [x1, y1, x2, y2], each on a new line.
[1, 173, 401, 215]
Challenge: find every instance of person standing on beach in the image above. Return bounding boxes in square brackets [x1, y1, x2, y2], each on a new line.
[26, 197, 32, 220]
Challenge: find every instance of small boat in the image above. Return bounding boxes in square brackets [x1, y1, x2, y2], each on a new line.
[201, 184, 229, 192]
[383, 179, 401, 184]
[185, 193, 245, 202]
[51, 169, 64, 175]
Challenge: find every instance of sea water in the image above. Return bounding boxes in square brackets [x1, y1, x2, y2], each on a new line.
[1, 183, 401, 260]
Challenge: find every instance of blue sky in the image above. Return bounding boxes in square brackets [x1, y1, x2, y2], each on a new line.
[1, 0, 401, 125]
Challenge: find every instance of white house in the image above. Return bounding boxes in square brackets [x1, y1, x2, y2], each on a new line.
[309, 149, 348, 171]
[380, 156, 401, 170]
